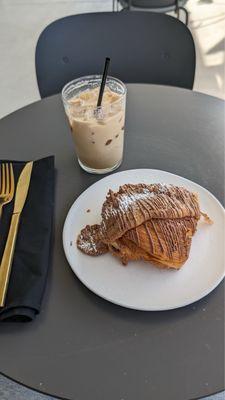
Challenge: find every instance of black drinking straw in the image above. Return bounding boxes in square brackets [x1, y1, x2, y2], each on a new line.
[97, 57, 111, 107]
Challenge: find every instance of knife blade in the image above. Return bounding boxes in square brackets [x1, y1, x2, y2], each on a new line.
[0, 161, 33, 307]
[13, 161, 33, 214]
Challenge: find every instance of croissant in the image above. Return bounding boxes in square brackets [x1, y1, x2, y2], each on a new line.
[77, 183, 211, 269]
[108, 218, 197, 268]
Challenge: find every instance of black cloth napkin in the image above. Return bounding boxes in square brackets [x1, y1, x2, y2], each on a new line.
[0, 156, 55, 322]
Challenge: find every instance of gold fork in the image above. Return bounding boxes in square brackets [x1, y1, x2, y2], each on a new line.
[0, 163, 15, 218]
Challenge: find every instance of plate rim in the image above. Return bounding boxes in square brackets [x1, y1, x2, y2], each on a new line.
[63, 168, 225, 311]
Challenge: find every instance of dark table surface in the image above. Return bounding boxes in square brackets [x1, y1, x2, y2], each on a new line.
[0, 84, 224, 400]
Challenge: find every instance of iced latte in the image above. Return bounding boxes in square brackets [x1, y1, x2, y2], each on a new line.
[62, 76, 127, 174]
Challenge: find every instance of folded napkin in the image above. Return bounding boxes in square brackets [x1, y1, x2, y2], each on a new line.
[0, 156, 55, 322]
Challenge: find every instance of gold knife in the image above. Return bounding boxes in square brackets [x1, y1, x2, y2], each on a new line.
[0, 161, 33, 307]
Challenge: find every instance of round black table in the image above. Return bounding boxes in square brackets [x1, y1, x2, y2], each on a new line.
[0, 85, 224, 400]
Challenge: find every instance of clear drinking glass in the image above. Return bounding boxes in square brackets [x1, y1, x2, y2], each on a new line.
[62, 75, 127, 174]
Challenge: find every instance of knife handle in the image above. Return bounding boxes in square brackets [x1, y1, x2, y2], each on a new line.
[0, 213, 20, 307]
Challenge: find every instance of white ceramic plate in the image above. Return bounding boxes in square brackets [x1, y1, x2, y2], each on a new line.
[63, 169, 225, 311]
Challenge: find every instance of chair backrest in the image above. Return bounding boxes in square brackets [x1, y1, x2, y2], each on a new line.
[35, 12, 195, 98]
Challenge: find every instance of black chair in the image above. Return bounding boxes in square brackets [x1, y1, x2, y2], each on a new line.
[114, 0, 189, 25]
[35, 12, 195, 98]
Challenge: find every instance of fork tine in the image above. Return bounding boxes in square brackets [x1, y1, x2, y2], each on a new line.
[1, 164, 6, 195]
[0, 164, 2, 195]
[5, 164, 10, 195]
[9, 163, 14, 196]
[0, 163, 15, 198]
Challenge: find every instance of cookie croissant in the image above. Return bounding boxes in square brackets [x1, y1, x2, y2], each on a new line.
[77, 183, 212, 269]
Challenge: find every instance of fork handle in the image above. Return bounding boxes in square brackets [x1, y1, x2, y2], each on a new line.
[0, 213, 20, 307]
[0, 205, 2, 219]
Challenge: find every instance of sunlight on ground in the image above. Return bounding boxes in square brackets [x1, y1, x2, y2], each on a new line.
[188, 0, 225, 98]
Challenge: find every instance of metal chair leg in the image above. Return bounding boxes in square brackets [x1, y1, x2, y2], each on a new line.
[113, 0, 120, 11]
[177, 6, 189, 26]
[181, 7, 189, 26]
[127, 0, 132, 9]
[119, 0, 131, 11]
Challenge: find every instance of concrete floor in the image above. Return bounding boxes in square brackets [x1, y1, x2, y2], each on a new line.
[0, 0, 224, 119]
[0, 0, 224, 399]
